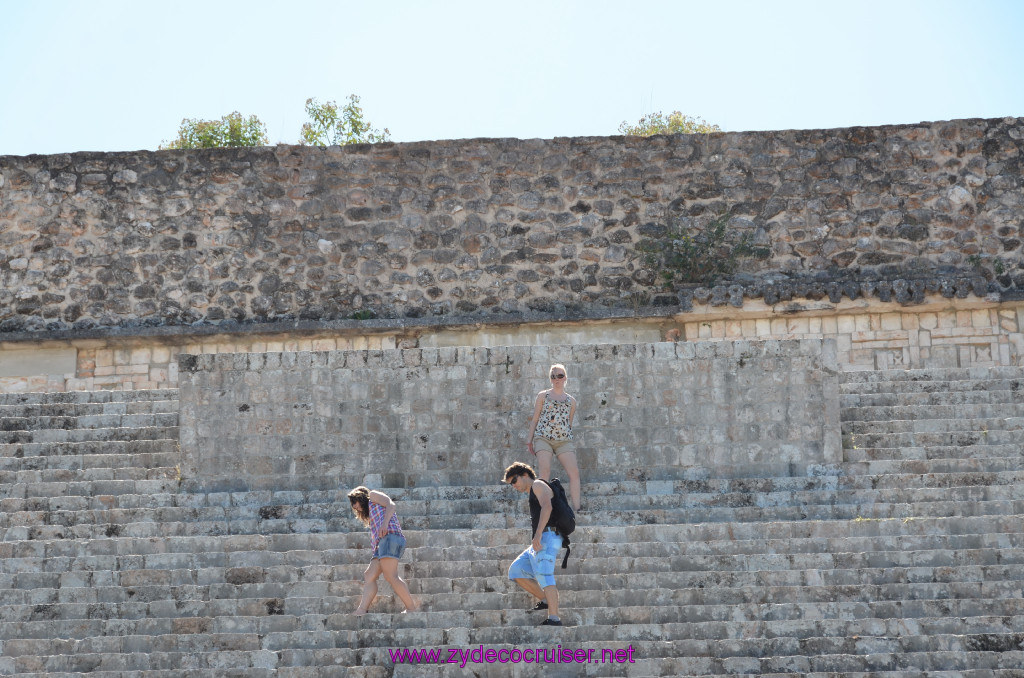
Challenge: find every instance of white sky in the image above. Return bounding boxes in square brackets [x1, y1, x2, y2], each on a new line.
[1, 0, 1022, 156]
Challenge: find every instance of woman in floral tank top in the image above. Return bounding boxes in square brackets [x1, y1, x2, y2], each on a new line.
[526, 363, 582, 510]
[347, 486, 419, 615]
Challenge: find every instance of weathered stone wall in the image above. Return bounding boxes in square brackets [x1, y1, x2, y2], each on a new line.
[2, 117, 1023, 337]
[177, 339, 840, 492]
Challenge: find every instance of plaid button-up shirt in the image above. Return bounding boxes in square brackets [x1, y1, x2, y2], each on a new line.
[368, 500, 404, 552]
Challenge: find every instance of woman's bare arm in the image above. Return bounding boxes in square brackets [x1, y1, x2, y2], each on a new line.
[526, 391, 546, 454]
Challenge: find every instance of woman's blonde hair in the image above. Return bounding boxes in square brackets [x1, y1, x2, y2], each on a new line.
[549, 363, 567, 379]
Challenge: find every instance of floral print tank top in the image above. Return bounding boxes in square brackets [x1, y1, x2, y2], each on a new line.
[535, 392, 573, 441]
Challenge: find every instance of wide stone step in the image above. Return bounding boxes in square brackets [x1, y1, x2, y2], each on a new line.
[9, 672, 279, 678]
[844, 443, 1024, 464]
[843, 403, 1024, 423]
[841, 388, 1024, 408]
[839, 366, 1024, 385]
[0, 439, 178, 460]
[843, 429, 1024, 449]
[0, 413, 179, 432]
[713, 674, 1024, 678]
[396, 471, 1024, 497]
[0, 478, 179, 502]
[842, 387, 1024, 408]
[5, 497, 1024, 541]
[5, 643, 277, 674]
[4, 487, 1024, 539]
[0, 400, 180, 417]
[6, 558, 1024, 613]
[4, 607, 1023, 651]
[3, 562, 1023, 616]
[3, 472, 1023, 518]
[7, 468, 1024, 516]
[846, 455, 1024, 476]
[0, 425, 179, 445]
[0, 389, 180, 406]
[842, 416, 1024, 436]
[6, 538, 1023, 586]
[12, 669, 304, 678]
[14, 659, 1024, 678]
[271, 635, 1024, 671]
[390, 647, 1024, 678]
[0, 465, 179, 486]
[4, 516, 1022, 558]
[12, 634, 1023, 675]
[0, 451, 180, 474]
[840, 376, 1024, 396]
[401, 667, 1024, 678]
[3, 528, 1022, 574]
[16, 671, 366, 678]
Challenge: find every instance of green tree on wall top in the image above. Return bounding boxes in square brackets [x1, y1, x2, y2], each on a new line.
[619, 111, 721, 136]
[300, 95, 391, 146]
[160, 111, 269, 150]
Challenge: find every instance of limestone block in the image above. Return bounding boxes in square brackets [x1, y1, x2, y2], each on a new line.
[0, 347, 76, 378]
[836, 315, 856, 333]
[312, 339, 336, 352]
[787, 318, 810, 334]
[130, 348, 152, 365]
[880, 313, 901, 330]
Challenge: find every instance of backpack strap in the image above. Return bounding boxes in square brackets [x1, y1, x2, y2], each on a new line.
[560, 534, 571, 569]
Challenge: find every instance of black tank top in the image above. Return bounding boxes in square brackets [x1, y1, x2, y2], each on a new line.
[528, 480, 551, 536]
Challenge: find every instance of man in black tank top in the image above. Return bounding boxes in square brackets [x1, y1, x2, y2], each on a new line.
[503, 462, 563, 626]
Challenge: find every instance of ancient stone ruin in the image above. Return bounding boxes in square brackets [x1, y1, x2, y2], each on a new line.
[1, 119, 1023, 675]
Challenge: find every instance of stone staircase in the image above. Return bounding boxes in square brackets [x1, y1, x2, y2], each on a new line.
[1, 367, 1024, 676]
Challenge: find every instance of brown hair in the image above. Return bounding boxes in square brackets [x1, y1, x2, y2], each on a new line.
[503, 461, 536, 483]
[347, 486, 371, 524]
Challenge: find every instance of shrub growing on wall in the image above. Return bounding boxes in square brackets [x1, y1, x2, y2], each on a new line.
[160, 112, 268, 150]
[638, 212, 771, 287]
[619, 111, 721, 136]
[300, 95, 390, 146]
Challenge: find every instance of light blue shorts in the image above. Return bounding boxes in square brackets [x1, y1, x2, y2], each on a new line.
[507, 529, 562, 589]
[371, 533, 406, 561]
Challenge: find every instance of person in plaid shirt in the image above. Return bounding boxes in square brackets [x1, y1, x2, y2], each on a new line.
[347, 486, 419, 615]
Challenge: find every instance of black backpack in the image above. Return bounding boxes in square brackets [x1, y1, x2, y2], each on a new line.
[544, 478, 576, 569]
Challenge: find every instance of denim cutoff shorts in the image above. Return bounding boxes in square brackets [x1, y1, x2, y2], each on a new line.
[507, 529, 562, 589]
[371, 533, 406, 560]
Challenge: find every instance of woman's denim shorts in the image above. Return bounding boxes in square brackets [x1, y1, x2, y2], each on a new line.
[371, 533, 406, 561]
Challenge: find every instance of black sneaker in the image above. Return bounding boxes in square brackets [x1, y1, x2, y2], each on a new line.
[540, 618, 562, 626]
[530, 601, 548, 612]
